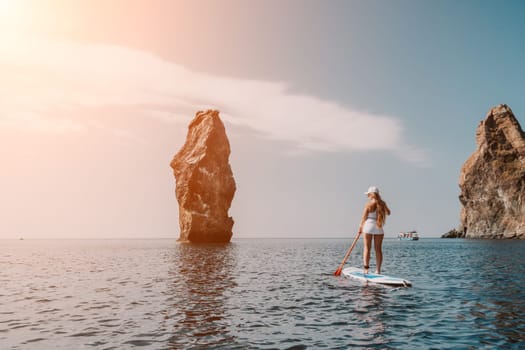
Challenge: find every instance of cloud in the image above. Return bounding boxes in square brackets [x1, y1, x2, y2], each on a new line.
[0, 34, 429, 165]
[0, 111, 86, 133]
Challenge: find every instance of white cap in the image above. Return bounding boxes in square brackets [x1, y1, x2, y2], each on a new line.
[365, 186, 379, 195]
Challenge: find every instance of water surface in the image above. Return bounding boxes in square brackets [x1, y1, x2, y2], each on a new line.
[1, 238, 523, 349]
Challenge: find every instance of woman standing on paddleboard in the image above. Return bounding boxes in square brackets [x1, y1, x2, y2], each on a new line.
[358, 186, 391, 274]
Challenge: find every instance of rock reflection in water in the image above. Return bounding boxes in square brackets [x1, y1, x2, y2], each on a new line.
[167, 243, 239, 349]
[467, 242, 525, 345]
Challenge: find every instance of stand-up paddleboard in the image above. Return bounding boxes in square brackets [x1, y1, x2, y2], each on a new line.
[342, 267, 412, 287]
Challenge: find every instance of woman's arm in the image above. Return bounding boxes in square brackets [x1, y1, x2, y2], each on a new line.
[358, 203, 372, 233]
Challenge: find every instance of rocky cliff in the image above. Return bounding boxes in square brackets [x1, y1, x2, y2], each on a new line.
[458, 104, 525, 239]
[170, 110, 236, 243]
[441, 228, 465, 239]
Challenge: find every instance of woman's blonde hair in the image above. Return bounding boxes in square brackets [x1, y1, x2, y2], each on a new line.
[370, 192, 390, 228]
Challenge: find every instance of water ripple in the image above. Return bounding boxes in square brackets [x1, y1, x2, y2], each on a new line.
[0, 238, 524, 349]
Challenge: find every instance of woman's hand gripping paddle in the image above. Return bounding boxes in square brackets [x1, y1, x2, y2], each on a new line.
[334, 232, 361, 276]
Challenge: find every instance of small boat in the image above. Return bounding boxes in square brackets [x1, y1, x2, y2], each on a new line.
[398, 230, 419, 241]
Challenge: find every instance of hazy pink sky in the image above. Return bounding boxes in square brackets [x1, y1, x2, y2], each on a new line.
[1, 0, 524, 238]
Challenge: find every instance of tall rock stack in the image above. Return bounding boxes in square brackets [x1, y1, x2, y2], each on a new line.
[458, 104, 525, 239]
[170, 110, 236, 243]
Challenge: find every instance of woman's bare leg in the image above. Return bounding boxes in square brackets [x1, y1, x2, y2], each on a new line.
[363, 234, 373, 274]
[373, 234, 384, 274]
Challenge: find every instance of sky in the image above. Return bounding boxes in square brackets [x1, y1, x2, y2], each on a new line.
[1, 0, 524, 239]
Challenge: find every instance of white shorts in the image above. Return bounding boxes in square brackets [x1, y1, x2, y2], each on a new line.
[363, 219, 384, 235]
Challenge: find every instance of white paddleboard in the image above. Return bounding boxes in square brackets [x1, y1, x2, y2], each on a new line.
[342, 267, 412, 287]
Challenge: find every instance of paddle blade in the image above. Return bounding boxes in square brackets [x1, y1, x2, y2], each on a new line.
[334, 267, 342, 276]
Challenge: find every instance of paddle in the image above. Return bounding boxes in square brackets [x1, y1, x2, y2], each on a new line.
[333, 231, 361, 276]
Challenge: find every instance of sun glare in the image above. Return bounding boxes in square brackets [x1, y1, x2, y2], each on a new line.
[0, 0, 16, 16]
[0, 0, 28, 29]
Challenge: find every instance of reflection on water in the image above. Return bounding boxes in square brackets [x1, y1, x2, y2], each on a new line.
[351, 286, 387, 347]
[0, 238, 523, 349]
[462, 240, 525, 345]
[166, 243, 239, 349]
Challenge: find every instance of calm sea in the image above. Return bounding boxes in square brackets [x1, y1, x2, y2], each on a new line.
[1, 238, 524, 349]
